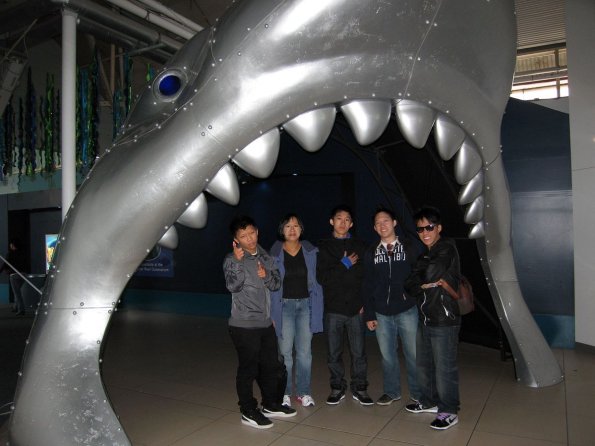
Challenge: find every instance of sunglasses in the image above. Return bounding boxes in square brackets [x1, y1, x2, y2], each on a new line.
[416, 224, 436, 233]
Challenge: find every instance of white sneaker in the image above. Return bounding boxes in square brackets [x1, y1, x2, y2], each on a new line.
[297, 395, 315, 407]
[282, 395, 292, 407]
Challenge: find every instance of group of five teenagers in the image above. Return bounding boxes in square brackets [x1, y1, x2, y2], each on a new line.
[223, 205, 461, 431]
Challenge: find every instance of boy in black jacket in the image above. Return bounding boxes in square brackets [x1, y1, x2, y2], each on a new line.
[316, 205, 372, 405]
[404, 206, 461, 431]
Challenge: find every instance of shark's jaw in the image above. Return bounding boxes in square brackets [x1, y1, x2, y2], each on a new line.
[9, 0, 563, 444]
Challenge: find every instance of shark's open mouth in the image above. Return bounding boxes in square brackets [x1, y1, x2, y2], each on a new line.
[9, 0, 563, 444]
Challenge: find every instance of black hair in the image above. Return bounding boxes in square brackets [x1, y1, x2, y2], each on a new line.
[229, 215, 257, 237]
[412, 206, 442, 225]
[372, 206, 397, 224]
[329, 204, 354, 220]
[277, 213, 305, 240]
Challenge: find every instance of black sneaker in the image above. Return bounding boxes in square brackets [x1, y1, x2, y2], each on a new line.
[376, 393, 401, 405]
[352, 389, 374, 406]
[326, 388, 346, 405]
[430, 413, 458, 430]
[262, 404, 297, 418]
[241, 409, 273, 429]
[405, 401, 438, 413]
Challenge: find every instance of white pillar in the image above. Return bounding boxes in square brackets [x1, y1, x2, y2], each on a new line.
[61, 9, 77, 221]
[567, 0, 595, 347]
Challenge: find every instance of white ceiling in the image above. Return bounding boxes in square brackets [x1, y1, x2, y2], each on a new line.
[515, 0, 566, 50]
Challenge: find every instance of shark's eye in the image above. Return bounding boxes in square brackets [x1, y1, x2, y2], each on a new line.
[153, 69, 187, 102]
[158, 74, 182, 96]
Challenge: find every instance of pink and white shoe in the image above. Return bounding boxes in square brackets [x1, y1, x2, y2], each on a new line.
[297, 395, 315, 407]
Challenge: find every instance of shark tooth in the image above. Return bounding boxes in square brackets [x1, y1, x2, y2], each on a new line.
[177, 193, 208, 229]
[458, 170, 484, 205]
[232, 128, 280, 178]
[205, 163, 240, 205]
[341, 100, 392, 146]
[157, 225, 178, 249]
[464, 195, 484, 224]
[284, 107, 336, 152]
[434, 114, 465, 161]
[468, 221, 485, 239]
[455, 139, 483, 184]
[395, 100, 436, 149]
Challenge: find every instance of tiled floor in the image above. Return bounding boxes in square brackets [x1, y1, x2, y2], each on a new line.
[2, 309, 595, 445]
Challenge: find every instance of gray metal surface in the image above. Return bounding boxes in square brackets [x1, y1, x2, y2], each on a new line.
[9, 0, 562, 444]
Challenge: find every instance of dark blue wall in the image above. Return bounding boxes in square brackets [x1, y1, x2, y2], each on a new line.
[501, 99, 573, 316]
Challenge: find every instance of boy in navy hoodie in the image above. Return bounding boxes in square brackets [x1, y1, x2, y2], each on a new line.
[363, 207, 420, 405]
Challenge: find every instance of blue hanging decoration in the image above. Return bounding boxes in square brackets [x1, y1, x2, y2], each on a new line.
[17, 98, 24, 175]
[43, 73, 56, 173]
[88, 50, 100, 170]
[77, 67, 89, 170]
[1, 100, 14, 178]
[25, 67, 37, 176]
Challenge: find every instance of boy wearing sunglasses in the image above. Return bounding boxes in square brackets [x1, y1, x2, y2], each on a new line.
[404, 206, 461, 431]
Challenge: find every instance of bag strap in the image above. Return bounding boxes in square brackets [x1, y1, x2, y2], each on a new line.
[440, 279, 459, 300]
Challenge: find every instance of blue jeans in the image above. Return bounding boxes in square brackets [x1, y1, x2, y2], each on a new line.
[325, 312, 368, 391]
[375, 305, 420, 400]
[416, 324, 460, 414]
[278, 298, 313, 395]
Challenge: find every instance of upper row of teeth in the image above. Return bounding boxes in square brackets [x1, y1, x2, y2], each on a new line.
[160, 99, 487, 249]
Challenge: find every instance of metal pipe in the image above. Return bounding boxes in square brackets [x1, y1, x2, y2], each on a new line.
[135, 0, 203, 33]
[77, 17, 173, 62]
[61, 8, 77, 221]
[0, 254, 43, 295]
[53, 0, 183, 52]
[104, 0, 196, 40]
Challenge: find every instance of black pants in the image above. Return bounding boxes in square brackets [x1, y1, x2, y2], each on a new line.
[228, 324, 286, 413]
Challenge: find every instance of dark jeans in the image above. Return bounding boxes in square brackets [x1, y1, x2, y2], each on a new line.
[325, 312, 368, 391]
[416, 324, 460, 414]
[228, 324, 286, 413]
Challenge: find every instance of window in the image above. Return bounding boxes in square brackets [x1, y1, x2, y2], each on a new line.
[512, 46, 568, 100]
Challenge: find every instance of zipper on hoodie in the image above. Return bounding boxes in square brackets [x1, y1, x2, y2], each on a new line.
[421, 291, 429, 325]
[387, 247, 392, 305]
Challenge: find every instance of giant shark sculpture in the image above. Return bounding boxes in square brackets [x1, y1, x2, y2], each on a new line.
[9, 0, 563, 444]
